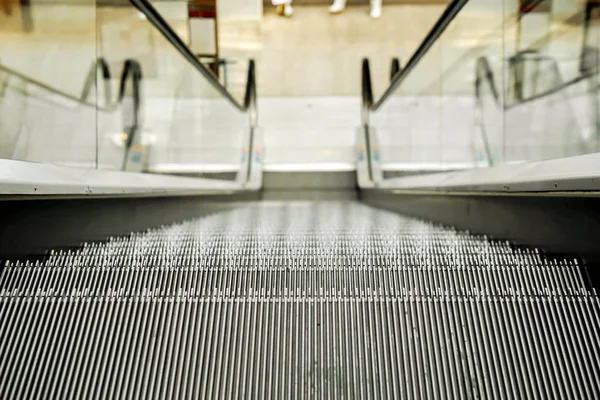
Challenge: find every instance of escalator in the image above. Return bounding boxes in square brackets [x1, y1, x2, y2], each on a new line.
[2, 0, 600, 399]
[2, 201, 600, 399]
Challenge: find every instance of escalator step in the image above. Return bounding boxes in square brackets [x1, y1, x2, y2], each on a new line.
[1, 201, 599, 399]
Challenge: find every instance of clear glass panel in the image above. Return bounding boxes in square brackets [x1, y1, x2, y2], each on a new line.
[475, 59, 504, 166]
[586, 2, 600, 152]
[95, 1, 248, 175]
[371, 38, 443, 177]
[0, 1, 98, 98]
[0, 0, 249, 178]
[0, 2, 99, 167]
[372, 0, 600, 175]
[502, 0, 592, 163]
[440, 0, 507, 170]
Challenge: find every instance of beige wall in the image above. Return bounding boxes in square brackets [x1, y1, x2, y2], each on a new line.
[218, 0, 262, 21]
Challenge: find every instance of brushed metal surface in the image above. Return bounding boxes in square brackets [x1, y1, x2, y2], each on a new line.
[1, 201, 598, 398]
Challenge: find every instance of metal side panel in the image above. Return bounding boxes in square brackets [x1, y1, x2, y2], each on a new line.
[1, 201, 599, 399]
[0, 194, 258, 259]
[361, 189, 600, 264]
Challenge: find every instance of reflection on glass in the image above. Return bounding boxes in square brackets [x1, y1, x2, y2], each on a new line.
[371, 0, 600, 175]
[95, 0, 247, 176]
[0, 1, 100, 167]
[0, 0, 250, 178]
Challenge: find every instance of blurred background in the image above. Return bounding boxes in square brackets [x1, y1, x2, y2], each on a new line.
[2, 0, 597, 176]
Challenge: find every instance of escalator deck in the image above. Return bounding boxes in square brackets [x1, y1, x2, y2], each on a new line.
[1, 201, 599, 399]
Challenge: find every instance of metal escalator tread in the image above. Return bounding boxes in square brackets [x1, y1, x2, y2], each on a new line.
[1, 201, 599, 399]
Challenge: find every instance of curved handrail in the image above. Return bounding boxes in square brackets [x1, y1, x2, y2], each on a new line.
[370, 0, 468, 111]
[370, 0, 583, 112]
[119, 59, 143, 137]
[242, 59, 258, 183]
[4, 0, 256, 116]
[390, 58, 401, 82]
[80, 58, 112, 106]
[129, 0, 249, 112]
[244, 59, 257, 128]
[362, 58, 374, 113]
[361, 58, 374, 182]
[118, 59, 142, 109]
[120, 59, 144, 170]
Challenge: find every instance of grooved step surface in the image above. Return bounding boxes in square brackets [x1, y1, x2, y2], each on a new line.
[1, 201, 600, 399]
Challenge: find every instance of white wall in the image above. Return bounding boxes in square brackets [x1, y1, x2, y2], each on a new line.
[218, 0, 262, 21]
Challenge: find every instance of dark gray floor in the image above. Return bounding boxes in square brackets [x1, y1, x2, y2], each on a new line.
[1, 201, 599, 399]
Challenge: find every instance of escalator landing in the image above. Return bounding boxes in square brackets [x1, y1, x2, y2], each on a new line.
[1, 201, 599, 399]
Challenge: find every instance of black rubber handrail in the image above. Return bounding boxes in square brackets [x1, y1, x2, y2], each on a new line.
[390, 57, 400, 82]
[119, 59, 144, 170]
[119, 59, 143, 134]
[244, 59, 257, 128]
[4, 0, 255, 116]
[362, 58, 373, 110]
[129, 0, 251, 113]
[80, 58, 112, 106]
[361, 58, 374, 182]
[243, 59, 258, 183]
[370, 0, 468, 111]
[369, 0, 563, 111]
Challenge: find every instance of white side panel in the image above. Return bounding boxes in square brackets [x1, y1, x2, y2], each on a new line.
[0, 159, 241, 196]
[381, 152, 600, 193]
